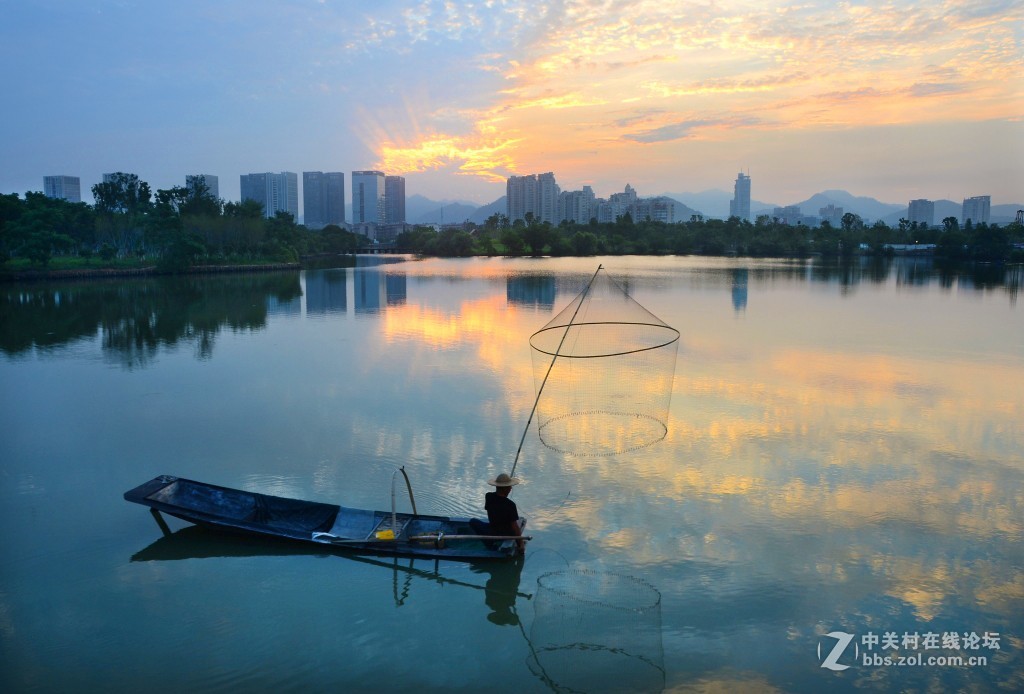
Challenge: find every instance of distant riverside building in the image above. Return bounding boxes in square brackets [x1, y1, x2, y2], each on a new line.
[908, 199, 934, 227]
[506, 172, 560, 224]
[633, 196, 678, 223]
[303, 171, 345, 229]
[557, 186, 596, 224]
[962, 195, 990, 225]
[773, 205, 809, 226]
[352, 170, 386, 224]
[43, 175, 81, 202]
[186, 174, 219, 199]
[240, 172, 298, 219]
[819, 204, 844, 227]
[384, 175, 406, 224]
[729, 172, 751, 221]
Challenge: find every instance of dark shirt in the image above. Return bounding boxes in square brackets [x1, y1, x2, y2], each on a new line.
[485, 491, 519, 536]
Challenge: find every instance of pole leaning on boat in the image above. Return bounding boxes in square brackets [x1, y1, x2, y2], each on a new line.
[510, 264, 603, 478]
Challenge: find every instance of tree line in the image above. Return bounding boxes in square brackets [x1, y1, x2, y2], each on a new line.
[3, 175, 1022, 270]
[399, 211, 1024, 262]
[0, 172, 367, 270]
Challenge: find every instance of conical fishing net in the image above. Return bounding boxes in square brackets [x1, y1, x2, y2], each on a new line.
[529, 268, 679, 456]
[527, 570, 664, 693]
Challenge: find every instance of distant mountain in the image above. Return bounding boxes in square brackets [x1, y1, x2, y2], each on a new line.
[407, 190, 1022, 227]
[791, 190, 903, 222]
[406, 194, 478, 224]
[661, 196, 703, 221]
[469, 196, 506, 224]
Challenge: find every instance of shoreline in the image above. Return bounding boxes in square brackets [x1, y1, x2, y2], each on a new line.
[0, 262, 301, 283]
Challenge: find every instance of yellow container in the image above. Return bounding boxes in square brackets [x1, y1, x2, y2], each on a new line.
[375, 529, 396, 541]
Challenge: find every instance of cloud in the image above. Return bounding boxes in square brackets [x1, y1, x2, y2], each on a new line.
[623, 116, 762, 144]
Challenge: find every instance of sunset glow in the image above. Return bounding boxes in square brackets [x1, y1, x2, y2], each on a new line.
[1, 1, 1020, 204]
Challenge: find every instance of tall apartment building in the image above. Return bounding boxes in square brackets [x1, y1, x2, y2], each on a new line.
[352, 171, 386, 224]
[185, 174, 219, 199]
[240, 172, 298, 219]
[506, 172, 560, 224]
[303, 172, 345, 229]
[961, 195, 990, 225]
[729, 172, 751, 221]
[558, 185, 596, 224]
[384, 175, 406, 224]
[43, 175, 81, 202]
[908, 199, 934, 227]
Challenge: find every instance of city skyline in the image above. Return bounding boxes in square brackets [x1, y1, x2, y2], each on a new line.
[2, 2, 1021, 207]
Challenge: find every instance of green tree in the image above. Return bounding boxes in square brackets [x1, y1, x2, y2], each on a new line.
[92, 172, 153, 256]
[500, 227, 525, 255]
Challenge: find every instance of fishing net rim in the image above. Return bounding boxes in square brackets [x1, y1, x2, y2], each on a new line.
[536, 570, 662, 611]
[529, 323, 680, 358]
[537, 411, 668, 456]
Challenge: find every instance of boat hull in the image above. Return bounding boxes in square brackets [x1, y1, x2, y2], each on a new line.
[125, 475, 523, 561]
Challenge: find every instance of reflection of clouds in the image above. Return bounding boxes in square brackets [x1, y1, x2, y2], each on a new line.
[367, 261, 1021, 635]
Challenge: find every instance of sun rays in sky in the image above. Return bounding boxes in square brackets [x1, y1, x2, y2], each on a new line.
[356, 0, 1023, 201]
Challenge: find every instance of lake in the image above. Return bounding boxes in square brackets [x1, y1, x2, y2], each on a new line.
[1, 255, 1021, 692]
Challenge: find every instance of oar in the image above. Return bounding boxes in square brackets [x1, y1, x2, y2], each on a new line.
[409, 534, 532, 543]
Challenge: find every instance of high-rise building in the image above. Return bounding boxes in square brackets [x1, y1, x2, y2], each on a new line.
[908, 199, 934, 227]
[729, 172, 751, 221]
[558, 186, 596, 224]
[506, 172, 560, 224]
[384, 175, 406, 224]
[303, 172, 345, 229]
[962, 195, 990, 225]
[352, 170, 385, 224]
[43, 175, 81, 202]
[240, 172, 298, 219]
[186, 174, 219, 199]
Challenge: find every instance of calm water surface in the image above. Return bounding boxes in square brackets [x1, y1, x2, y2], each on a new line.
[1, 256, 1021, 692]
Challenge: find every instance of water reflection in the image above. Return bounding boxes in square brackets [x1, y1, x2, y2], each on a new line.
[355, 269, 407, 314]
[0, 272, 302, 366]
[471, 555, 526, 626]
[507, 274, 556, 309]
[305, 269, 347, 315]
[131, 525, 533, 609]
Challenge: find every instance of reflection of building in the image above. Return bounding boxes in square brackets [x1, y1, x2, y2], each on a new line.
[732, 268, 748, 313]
[908, 199, 934, 227]
[355, 270, 386, 314]
[43, 175, 81, 202]
[352, 170, 385, 224]
[241, 172, 299, 219]
[303, 172, 345, 229]
[305, 270, 347, 315]
[266, 292, 301, 316]
[185, 174, 219, 199]
[962, 195, 990, 225]
[384, 175, 406, 223]
[729, 172, 751, 221]
[506, 275, 556, 309]
[385, 273, 406, 306]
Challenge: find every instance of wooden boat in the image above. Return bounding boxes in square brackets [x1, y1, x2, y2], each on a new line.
[124, 474, 527, 561]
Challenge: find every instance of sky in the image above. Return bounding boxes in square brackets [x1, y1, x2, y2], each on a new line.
[2, 0, 1022, 209]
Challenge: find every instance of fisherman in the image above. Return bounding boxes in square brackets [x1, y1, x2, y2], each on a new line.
[485, 472, 525, 554]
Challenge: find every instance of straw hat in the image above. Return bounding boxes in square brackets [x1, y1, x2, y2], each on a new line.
[487, 472, 521, 487]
